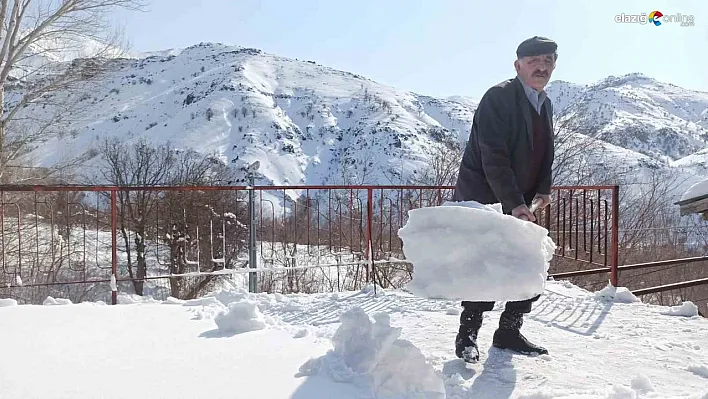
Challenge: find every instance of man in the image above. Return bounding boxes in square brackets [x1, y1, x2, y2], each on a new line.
[451, 36, 557, 363]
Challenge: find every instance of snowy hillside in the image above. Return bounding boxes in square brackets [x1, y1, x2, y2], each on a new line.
[17, 42, 470, 187]
[546, 73, 708, 162]
[1, 280, 707, 399]
[7, 42, 708, 199]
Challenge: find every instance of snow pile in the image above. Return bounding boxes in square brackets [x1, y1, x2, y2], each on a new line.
[0, 298, 18, 307]
[662, 301, 700, 317]
[687, 364, 708, 379]
[681, 177, 708, 201]
[299, 307, 445, 399]
[214, 300, 268, 334]
[43, 296, 73, 305]
[398, 200, 556, 301]
[594, 283, 641, 303]
[630, 374, 656, 394]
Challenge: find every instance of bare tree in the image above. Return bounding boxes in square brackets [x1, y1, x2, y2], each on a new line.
[406, 140, 464, 187]
[0, 0, 145, 181]
[99, 137, 173, 295]
[551, 109, 608, 186]
[158, 150, 247, 299]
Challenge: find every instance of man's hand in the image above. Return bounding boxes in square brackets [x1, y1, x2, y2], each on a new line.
[512, 204, 536, 222]
[533, 193, 552, 210]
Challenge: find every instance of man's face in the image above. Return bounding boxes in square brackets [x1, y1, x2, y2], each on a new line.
[514, 54, 556, 91]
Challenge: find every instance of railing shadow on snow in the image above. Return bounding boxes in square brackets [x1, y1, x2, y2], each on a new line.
[528, 286, 614, 337]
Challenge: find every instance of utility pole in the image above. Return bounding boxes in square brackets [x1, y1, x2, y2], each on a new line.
[246, 161, 260, 293]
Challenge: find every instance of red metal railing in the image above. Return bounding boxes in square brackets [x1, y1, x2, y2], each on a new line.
[0, 184, 619, 305]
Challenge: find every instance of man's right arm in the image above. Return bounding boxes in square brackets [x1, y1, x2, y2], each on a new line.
[476, 89, 525, 212]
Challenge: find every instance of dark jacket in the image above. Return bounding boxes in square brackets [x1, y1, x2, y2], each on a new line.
[452, 77, 554, 214]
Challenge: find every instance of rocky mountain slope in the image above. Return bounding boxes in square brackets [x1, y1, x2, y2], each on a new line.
[8, 42, 708, 201]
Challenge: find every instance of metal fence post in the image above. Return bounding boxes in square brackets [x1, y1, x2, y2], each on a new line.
[610, 185, 620, 287]
[111, 188, 118, 305]
[247, 166, 259, 293]
[366, 188, 375, 293]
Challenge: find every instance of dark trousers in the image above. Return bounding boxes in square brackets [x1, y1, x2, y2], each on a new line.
[461, 294, 541, 315]
[459, 191, 543, 316]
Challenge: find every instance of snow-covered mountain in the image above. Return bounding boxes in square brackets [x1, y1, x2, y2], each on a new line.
[546, 73, 708, 162]
[8, 42, 708, 198]
[17, 42, 472, 188]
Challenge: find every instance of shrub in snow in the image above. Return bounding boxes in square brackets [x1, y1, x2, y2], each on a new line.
[298, 307, 445, 399]
[398, 200, 556, 302]
[214, 300, 267, 334]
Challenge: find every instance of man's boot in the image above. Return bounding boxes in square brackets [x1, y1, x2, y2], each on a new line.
[492, 310, 548, 355]
[455, 308, 483, 363]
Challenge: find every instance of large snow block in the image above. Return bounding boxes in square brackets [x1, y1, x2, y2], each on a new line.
[398, 200, 557, 302]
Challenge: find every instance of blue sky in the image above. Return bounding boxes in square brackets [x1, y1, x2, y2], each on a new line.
[114, 0, 708, 99]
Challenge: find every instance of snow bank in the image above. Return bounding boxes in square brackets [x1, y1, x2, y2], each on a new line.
[594, 283, 641, 303]
[184, 296, 221, 307]
[398, 200, 556, 301]
[662, 301, 700, 317]
[299, 307, 445, 399]
[0, 298, 18, 307]
[162, 297, 186, 305]
[681, 177, 708, 201]
[214, 300, 267, 334]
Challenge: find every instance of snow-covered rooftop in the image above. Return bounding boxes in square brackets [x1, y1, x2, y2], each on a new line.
[681, 177, 708, 202]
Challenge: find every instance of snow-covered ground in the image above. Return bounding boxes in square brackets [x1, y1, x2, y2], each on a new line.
[1, 280, 707, 399]
[3, 198, 708, 398]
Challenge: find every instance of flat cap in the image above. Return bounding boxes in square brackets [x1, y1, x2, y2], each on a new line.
[516, 36, 557, 58]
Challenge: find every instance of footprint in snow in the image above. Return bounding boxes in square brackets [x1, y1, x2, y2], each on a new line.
[442, 359, 476, 381]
